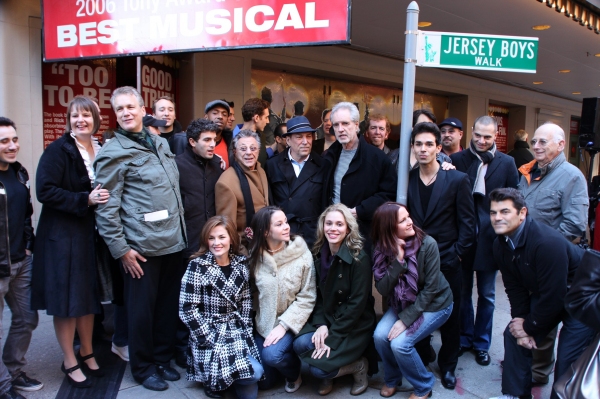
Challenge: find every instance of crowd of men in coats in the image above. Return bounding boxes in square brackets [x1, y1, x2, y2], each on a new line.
[0, 84, 596, 399]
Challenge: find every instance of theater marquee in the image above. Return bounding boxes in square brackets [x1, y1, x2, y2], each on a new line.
[41, 0, 351, 61]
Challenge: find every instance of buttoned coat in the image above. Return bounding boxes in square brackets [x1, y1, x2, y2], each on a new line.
[179, 252, 262, 391]
[254, 236, 316, 338]
[265, 150, 323, 248]
[297, 243, 376, 372]
[450, 149, 519, 271]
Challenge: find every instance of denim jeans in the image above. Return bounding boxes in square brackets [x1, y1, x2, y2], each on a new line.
[231, 356, 263, 399]
[254, 331, 301, 389]
[502, 313, 596, 398]
[0, 256, 39, 395]
[374, 304, 453, 397]
[460, 269, 497, 351]
[292, 333, 339, 379]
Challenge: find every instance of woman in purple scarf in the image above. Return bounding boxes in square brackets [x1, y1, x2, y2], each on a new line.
[372, 202, 453, 399]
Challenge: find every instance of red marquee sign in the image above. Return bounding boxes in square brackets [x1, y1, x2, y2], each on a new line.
[42, 0, 351, 61]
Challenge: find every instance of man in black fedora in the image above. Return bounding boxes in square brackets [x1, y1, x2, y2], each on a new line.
[265, 115, 323, 248]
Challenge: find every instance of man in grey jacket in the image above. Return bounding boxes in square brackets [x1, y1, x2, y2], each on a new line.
[95, 86, 187, 392]
[517, 121, 588, 386]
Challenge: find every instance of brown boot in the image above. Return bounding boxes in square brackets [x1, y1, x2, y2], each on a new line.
[317, 378, 333, 395]
[335, 357, 369, 395]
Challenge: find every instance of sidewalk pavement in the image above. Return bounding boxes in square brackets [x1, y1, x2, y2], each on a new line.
[3, 272, 554, 398]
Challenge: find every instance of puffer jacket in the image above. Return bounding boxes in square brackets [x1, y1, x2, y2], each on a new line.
[0, 162, 34, 277]
[94, 129, 186, 259]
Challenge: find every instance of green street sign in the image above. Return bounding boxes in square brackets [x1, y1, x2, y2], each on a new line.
[417, 31, 538, 73]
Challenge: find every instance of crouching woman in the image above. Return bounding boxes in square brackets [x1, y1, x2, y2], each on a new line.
[179, 216, 263, 399]
[293, 204, 376, 396]
[372, 203, 453, 399]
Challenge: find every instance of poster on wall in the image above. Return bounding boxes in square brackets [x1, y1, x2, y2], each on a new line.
[42, 0, 350, 61]
[488, 104, 509, 153]
[42, 59, 116, 148]
[140, 56, 179, 115]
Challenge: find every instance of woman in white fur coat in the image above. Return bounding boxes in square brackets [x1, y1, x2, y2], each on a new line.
[247, 206, 317, 393]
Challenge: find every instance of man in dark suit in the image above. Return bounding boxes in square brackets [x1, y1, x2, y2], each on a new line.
[322, 102, 397, 251]
[451, 115, 519, 367]
[265, 116, 323, 248]
[407, 122, 476, 390]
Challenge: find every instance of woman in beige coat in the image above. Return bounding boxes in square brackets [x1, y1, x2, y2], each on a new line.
[247, 206, 317, 392]
[215, 130, 268, 247]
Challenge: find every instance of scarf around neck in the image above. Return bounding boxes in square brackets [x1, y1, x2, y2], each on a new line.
[468, 140, 496, 196]
[372, 236, 423, 334]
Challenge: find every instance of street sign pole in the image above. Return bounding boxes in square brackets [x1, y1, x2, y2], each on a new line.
[397, 1, 419, 205]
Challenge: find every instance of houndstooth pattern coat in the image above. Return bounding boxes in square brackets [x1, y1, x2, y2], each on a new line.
[179, 251, 262, 391]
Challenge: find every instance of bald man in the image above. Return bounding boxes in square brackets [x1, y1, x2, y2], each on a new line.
[517, 121, 589, 386]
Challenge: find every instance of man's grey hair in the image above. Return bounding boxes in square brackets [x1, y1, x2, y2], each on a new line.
[514, 129, 528, 142]
[540, 121, 565, 143]
[473, 115, 498, 131]
[110, 86, 144, 110]
[231, 129, 261, 150]
[331, 102, 360, 124]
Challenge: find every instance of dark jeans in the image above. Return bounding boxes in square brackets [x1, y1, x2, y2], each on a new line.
[254, 332, 301, 389]
[501, 314, 596, 399]
[436, 265, 462, 374]
[292, 333, 339, 379]
[124, 251, 182, 382]
[460, 269, 497, 352]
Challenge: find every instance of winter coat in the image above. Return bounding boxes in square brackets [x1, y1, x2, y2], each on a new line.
[493, 217, 583, 338]
[254, 236, 316, 338]
[451, 149, 519, 271]
[94, 130, 186, 259]
[32, 133, 101, 317]
[322, 137, 397, 248]
[0, 162, 34, 277]
[179, 251, 262, 391]
[507, 140, 534, 170]
[518, 152, 588, 241]
[215, 162, 269, 239]
[297, 243, 377, 372]
[175, 146, 223, 259]
[374, 236, 453, 328]
[265, 150, 323, 248]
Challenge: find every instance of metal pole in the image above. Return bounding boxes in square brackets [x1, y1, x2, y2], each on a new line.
[396, 1, 419, 205]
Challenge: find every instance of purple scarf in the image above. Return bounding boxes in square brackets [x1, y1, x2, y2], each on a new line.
[373, 237, 423, 334]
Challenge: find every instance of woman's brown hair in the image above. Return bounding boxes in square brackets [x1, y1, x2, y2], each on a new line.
[65, 95, 101, 136]
[190, 215, 240, 260]
[371, 202, 426, 260]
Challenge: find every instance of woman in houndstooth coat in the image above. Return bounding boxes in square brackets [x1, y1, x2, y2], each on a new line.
[179, 216, 263, 399]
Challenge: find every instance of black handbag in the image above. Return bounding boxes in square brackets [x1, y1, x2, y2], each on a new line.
[554, 332, 600, 399]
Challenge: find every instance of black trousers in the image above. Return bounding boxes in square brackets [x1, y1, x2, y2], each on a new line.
[124, 251, 182, 382]
[414, 263, 462, 373]
[174, 259, 191, 355]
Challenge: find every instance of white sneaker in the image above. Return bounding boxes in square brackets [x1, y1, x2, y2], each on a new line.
[285, 375, 302, 393]
[111, 343, 130, 362]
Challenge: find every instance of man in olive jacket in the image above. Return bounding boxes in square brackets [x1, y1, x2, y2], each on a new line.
[95, 87, 186, 392]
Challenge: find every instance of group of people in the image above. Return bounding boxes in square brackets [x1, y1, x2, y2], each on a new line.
[0, 84, 597, 399]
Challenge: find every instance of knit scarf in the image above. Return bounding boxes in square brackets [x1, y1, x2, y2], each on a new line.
[372, 236, 423, 334]
[468, 140, 496, 196]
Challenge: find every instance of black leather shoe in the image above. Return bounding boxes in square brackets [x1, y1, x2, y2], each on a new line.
[60, 363, 93, 388]
[441, 371, 456, 389]
[142, 374, 168, 391]
[156, 365, 180, 381]
[458, 346, 473, 357]
[475, 350, 491, 366]
[76, 352, 106, 377]
[203, 385, 223, 398]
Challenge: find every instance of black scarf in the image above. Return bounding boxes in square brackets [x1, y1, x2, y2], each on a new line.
[232, 161, 256, 228]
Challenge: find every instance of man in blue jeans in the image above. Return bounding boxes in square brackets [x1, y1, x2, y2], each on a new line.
[489, 188, 595, 399]
[0, 117, 42, 399]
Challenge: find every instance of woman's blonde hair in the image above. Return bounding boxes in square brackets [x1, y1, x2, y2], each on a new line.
[313, 203, 363, 260]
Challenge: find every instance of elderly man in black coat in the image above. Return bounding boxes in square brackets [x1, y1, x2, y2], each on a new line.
[265, 116, 322, 248]
[489, 188, 595, 399]
[450, 115, 519, 367]
[322, 102, 397, 251]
